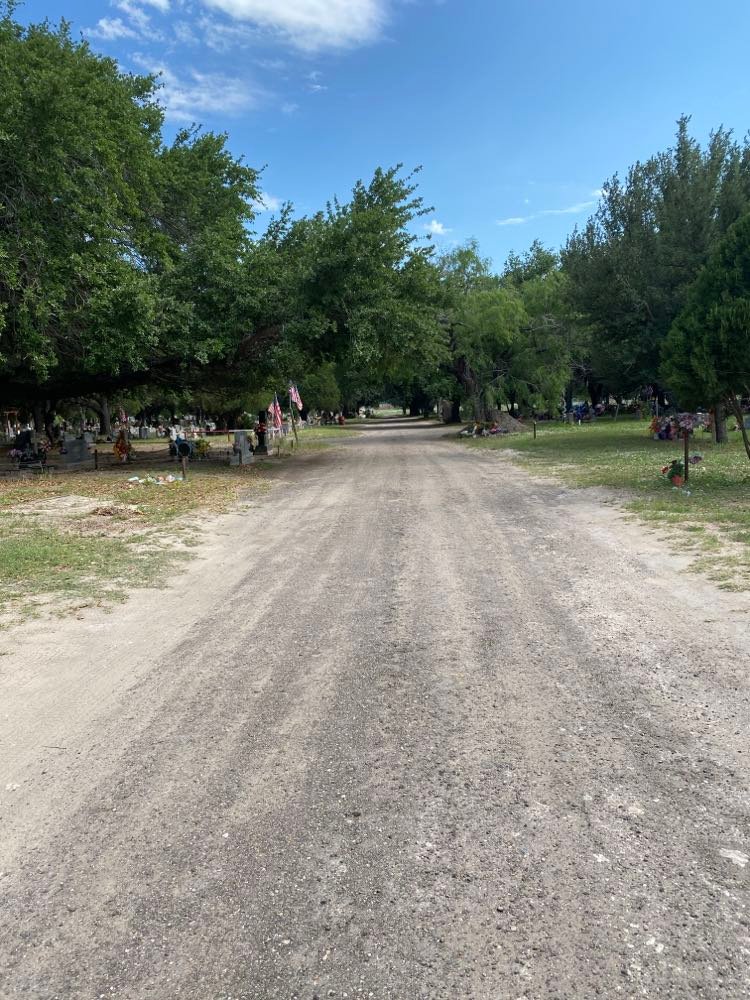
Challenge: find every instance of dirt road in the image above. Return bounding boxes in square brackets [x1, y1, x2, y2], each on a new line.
[1, 419, 749, 999]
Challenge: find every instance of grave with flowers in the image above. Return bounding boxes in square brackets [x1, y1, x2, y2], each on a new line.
[658, 413, 707, 489]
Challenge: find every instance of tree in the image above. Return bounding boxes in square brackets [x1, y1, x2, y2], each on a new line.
[563, 117, 750, 399]
[300, 362, 342, 413]
[662, 211, 750, 459]
[0, 8, 260, 411]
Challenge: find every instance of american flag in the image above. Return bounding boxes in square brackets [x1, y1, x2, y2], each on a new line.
[289, 384, 303, 411]
[270, 395, 283, 429]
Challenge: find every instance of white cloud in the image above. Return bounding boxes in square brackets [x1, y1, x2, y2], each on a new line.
[141, 0, 170, 9]
[173, 20, 199, 43]
[540, 200, 595, 216]
[115, 0, 152, 32]
[497, 200, 596, 226]
[198, 16, 260, 51]
[256, 57, 287, 71]
[91, 1, 168, 41]
[253, 191, 282, 212]
[200, 0, 387, 51]
[134, 57, 262, 121]
[89, 17, 139, 39]
[424, 219, 450, 237]
[281, 101, 299, 114]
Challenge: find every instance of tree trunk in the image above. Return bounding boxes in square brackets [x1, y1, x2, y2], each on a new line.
[564, 383, 574, 414]
[587, 380, 603, 407]
[714, 403, 729, 444]
[728, 397, 750, 461]
[32, 402, 45, 434]
[99, 396, 112, 438]
[44, 404, 58, 444]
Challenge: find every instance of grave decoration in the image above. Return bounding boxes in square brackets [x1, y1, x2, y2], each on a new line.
[195, 437, 211, 459]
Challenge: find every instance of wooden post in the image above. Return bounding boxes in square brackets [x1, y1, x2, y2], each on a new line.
[181, 455, 188, 480]
[684, 429, 690, 484]
[94, 448, 99, 470]
[533, 420, 537, 440]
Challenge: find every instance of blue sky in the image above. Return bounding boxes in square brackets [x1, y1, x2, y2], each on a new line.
[15, 0, 750, 268]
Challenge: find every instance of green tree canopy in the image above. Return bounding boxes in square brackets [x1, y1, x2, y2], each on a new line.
[662, 211, 750, 458]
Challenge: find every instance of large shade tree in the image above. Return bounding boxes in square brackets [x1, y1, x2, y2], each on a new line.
[563, 118, 750, 402]
[662, 211, 750, 459]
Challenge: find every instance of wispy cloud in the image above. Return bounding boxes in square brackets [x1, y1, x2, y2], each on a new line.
[497, 199, 596, 226]
[253, 191, 282, 212]
[114, 0, 152, 33]
[539, 200, 595, 217]
[255, 57, 287, 71]
[133, 55, 263, 121]
[90, 0, 166, 41]
[89, 17, 139, 40]
[281, 101, 299, 115]
[306, 70, 327, 92]
[201, 0, 387, 52]
[197, 16, 260, 51]
[424, 219, 451, 237]
[173, 20, 199, 44]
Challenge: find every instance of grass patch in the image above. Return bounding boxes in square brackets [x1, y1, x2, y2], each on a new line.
[0, 427, 353, 623]
[465, 417, 750, 589]
[0, 462, 271, 623]
[0, 463, 269, 521]
[260, 426, 360, 456]
[0, 518, 175, 605]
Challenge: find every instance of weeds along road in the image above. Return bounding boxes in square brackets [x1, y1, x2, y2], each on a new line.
[1, 418, 749, 999]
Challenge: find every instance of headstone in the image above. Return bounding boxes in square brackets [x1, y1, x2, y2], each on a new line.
[232, 430, 254, 465]
[60, 439, 90, 464]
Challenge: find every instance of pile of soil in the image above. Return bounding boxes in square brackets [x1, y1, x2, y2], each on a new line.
[491, 413, 528, 433]
[458, 413, 529, 435]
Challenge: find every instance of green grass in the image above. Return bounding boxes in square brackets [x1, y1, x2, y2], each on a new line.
[0, 516, 182, 624]
[0, 428, 355, 623]
[301, 426, 359, 441]
[0, 462, 270, 623]
[466, 417, 750, 589]
[260, 425, 359, 456]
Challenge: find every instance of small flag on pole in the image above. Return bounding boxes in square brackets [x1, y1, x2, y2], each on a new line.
[270, 394, 283, 429]
[289, 384, 303, 411]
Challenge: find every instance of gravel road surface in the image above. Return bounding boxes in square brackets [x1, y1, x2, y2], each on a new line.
[1, 419, 749, 999]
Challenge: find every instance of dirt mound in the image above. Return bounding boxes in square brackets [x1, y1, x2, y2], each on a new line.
[492, 413, 528, 433]
[458, 413, 529, 435]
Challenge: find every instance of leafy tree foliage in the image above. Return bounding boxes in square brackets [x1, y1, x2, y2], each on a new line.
[562, 117, 750, 397]
[436, 242, 572, 419]
[662, 212, 750, 458]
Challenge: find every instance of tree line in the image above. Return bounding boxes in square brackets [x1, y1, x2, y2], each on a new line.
[2, 6, 749, 457]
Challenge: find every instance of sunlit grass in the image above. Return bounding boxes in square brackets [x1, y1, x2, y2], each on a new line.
[466, 417, 750, 589]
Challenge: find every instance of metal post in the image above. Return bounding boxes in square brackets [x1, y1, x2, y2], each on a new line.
[684, 429, 690, 484]
[94, 448, 99, 470]
[533, 420, 537, 440]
